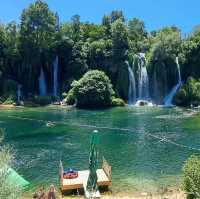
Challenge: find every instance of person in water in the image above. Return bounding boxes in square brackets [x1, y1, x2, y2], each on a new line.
[47, 185, 56, 199]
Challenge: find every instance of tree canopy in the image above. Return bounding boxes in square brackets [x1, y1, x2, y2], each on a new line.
[1, 0, 200, 106]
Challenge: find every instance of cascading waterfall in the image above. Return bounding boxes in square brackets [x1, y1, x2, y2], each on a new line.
[164, 57, 182, 106]
[126, 61, 136, 104]
[138, 53, 149, 100]
[39, 67, 47, 96]
[53, 56, 59, 96]
[17, 84, 22, 102]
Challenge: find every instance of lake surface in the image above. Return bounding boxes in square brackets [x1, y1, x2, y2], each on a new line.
[0, 106, 200, 194]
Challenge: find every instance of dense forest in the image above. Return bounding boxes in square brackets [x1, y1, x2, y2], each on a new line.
[1, 0, 200, 107]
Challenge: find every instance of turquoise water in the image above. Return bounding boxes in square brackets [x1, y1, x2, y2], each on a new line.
[0, 106, 200, 194]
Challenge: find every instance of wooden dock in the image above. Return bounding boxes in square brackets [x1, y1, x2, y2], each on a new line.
[60, 157, 112, 197]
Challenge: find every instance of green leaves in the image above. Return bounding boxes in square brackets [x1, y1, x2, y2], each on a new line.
[183, 155, 200, 199]
[174, 77, 200, 106]
[66, 70, 115, 108]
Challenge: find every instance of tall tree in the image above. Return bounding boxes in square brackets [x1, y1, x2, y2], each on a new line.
[19, 0, 57, 65]
[19, 0, 57, 93]
[128, 18, 148, 53]
[111, 19, 129, 63]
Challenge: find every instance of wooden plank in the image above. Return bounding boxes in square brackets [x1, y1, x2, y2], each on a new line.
[102, 157, 112, 180]
[61, 169, 111, 192]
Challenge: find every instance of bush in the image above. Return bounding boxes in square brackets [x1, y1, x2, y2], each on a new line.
[175, 77, 200, 107]
[0, 129, 22, 198]
[64, 89, 76, 105]
[2, 95, 16, 105]
[0, 79, 17, 104]
[67, 70, 115, 108]
[111, 97, 126, 106]
[33, 96, 52, 106]
[182, 155, 200, 199]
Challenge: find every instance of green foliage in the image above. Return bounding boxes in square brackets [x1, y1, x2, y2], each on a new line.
[149, 27, 181, 62]
[111, 97, 126, 106]
[182, 155, 200, 199]
[67, 70, 115, 108]
[0, 79, 17, 104]
[175, 77, 200, 107]
[1, 1, 200, 104]
[19, 0, 57, 58]
[181, 28, 200, 80]
[64, 89, 76, 105]
[111, 19, 129, 63]
[128, 18, 149, 53]
[0, 129, 22, 199]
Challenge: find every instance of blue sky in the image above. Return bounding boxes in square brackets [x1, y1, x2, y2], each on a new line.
[0, 0, 199, 33]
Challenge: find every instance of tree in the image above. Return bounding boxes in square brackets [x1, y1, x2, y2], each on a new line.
[110, 10, 125, 23]
[19, 0, 57, 62]
[111, 19, 129, 63]
[128, 18, 148, 52]
[71, 15, 82, 42]
[183, 155, 200, 199]
[66, 70, 115, 108]
[19, 0, 57, 94]
[181, 27, 200, 80]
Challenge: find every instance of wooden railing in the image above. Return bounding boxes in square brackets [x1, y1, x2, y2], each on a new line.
[102, 157, 112, 180]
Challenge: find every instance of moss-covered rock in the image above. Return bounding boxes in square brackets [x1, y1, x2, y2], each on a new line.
[111, 97, 126, 106]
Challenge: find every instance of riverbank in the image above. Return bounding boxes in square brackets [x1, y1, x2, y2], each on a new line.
[22, 189, 186, 199]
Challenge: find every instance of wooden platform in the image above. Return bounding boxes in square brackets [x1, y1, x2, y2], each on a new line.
[60, 158, 112, 194]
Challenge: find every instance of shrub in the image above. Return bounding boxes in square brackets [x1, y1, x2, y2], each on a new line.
[111, 97, 126, 106]
[67, 70, 115, 108]
[0, 129, 22, 198]
[175, 77, 200, 107]
[182, 155, 200, 199]
[2, 95, 16, 105]
[64, 89, 76, 105]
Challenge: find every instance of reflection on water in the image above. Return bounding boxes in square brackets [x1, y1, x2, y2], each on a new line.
[0, 106, 200, 193]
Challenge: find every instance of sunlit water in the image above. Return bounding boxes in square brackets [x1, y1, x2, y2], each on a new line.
[0, 106, 200, 194]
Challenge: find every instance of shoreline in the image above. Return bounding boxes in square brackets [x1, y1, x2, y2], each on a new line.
[22, 188, 186, 199]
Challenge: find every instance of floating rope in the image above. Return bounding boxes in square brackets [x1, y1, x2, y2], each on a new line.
[2, 115, 200, 152]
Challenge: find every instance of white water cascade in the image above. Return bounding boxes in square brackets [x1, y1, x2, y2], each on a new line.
[164, 57, 182, 106]
[53, 56, 59, 96]
[126, 61, 136, 104]
[138, 53, 150, 100]
[39, 67, 47, 96]
[17, 84, 22, 102]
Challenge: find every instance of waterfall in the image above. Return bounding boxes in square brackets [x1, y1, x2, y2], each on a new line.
[138, 53, 149, 100]
[17, 84, 22, 102]
[164, 57, 182, 106]
[39, 67, 47, 96]
[126, 61, 136, 104]
[53, 56, 59, 96]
